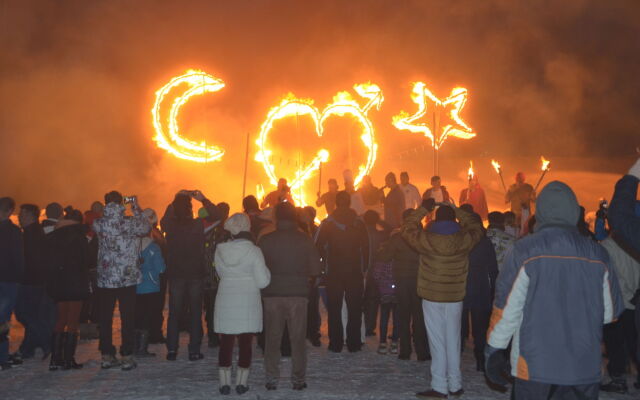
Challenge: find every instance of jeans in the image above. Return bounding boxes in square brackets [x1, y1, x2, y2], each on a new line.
[15, 284, 55, 356]
[363, 269, 379, 334]
[461, 304, 491, 361]
[149, 273, 167, 342]
[422, 300, 463, 395]
[98, 286, 136, 356]
[0, 282, 18, 365]
[379, 302, 398, 343]
[603, 308, 638, 378]
[135, 292, 160, 331]
[326, 275, 363, 352]
[396, 277, 428, 359]
[264, 297, 308, 384]
[167, 278, 203, 354]
[203, 286, 218, 342]
[307, 283, 321, 341]
[219, 333, 253, 368]
[513, 379, 599, 400]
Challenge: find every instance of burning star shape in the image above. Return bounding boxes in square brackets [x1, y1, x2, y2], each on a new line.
[392, 82, 476, 149]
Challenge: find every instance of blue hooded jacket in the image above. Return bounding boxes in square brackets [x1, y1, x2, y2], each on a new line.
[136, 239, 166, 294]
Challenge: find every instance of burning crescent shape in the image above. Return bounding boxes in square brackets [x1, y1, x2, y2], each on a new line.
[256, 83, 383, 206]
[152, 70, 226, 162]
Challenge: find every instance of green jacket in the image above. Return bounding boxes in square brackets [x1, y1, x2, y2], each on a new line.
[401, 207, 484, 302]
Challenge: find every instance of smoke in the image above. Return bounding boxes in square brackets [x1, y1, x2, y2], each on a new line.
[1, 0, 638, 212]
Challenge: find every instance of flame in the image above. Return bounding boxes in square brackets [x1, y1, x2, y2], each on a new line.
[392, 82, 476, 150]
[491, 159, 501, 174]
[468, 160, 474, 180]
[540, 156, 551, 171]
[152, 70, 226, 162]
[256, 83, 382, 206]
[256, 184, 265, 202]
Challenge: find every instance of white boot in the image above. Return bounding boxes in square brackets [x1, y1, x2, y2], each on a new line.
[219, 367, 231, 395]
[236, 367, 250, 395]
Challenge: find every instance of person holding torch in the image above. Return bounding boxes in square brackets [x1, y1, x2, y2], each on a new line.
[505, 173, 535, 228]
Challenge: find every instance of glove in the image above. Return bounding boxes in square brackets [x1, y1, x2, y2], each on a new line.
[421, 198, 436, 212]
[484, 344, 509, 387]
[629, 158, 640, 180]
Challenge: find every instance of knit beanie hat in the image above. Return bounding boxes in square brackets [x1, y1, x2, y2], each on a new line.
[225, 213, 251, 235]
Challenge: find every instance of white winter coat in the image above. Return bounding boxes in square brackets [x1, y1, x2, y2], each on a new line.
[214, 239, 271, 334]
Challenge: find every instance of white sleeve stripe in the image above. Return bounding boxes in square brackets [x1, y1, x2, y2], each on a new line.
[488, 266, 530, 349]
[603, 270, 615, 324]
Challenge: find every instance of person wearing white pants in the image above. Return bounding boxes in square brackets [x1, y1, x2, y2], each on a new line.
[422, 300, 463, 395]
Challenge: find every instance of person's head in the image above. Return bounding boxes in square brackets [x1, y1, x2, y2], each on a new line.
[45, 202, 63, 220]
[431, 176, 442, 189]
[328, 179, 339, 192]
[363, 210, 380, 227]
[104, 191, 123, 206]
[143, 208, 158, 226]
[242, 195, 260, 213]
[504, 211, 516, 227]
[488, 211, 505, 230]
[361, 175, 372, 186]
[65, 208, 84, 223]
[172, 193, 193, 220]
[400, 171, 410, 185]
[535, 181, 579, 231]
[275, 201, 298, 223]
[0, 197, 15, 221]
[19, 204, 39, 228]
[516, 172, 526, 185]
[402, 208, 415, 221]
[385, 172, 397, 188]
[217, 202, 231, 222]
[303, 206, 317, 222]
[435, 205, 456, 222]
[469, 175, 479, 187]
[460, 204, 474, 214]
[277, 178, 288, 191]
[90, 201, 104, 214]
[335, 191, 351, 209]
[224, 213, 251, 236]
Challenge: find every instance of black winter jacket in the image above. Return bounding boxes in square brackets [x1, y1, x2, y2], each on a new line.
[46, 223, 91, 301]
[0, 219, 24, 283]
[259, 220, 322, 297]
[463, 235, 498, 309]
[22, 222, 48, 286]
[377, 231, 420, 281]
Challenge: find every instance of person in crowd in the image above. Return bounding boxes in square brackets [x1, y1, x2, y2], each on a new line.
[46, 208, 91, 370]
[503, 211, 520, 238]
[316, 191, 369, 353]
[357, 174, 382, 214]
[78, 201, 102, 341]
[608, 157, 640, 390]
[578, 206, 596, 240]
[459, 175, 488, 221]
[382, 172, 405, 229]
[485, 181, 625, 400]
[402, 198, 484, 399]
[486, 212, 516, 271]
[94, 191, 151, 371]
[362, 210, 392, 337]
[505, 172, 535, 229]
[84, 201, 104, 237]
[399, 172, 422, 210]
[372, 246, 399, 355]
[161, 190, 219, 362]
[316, 178, 339, 216]
[261, 178, 294, 209]
[243, 195, 267, 240]
[461, 213, 498, 372]
[42, 202, 63, 234]
[214, 213, 271, 395]
[600, 230, 640, 393]
[133, 208, 167, 358]
[298, 206, 322, 346]
[378, 209, 429, 362]
[259, 202, 321, 391]
[202, 202, 230, 349]
[0, 197, 23, 370]
[146, 209, 168, 345]
[422, 176, 451, 204]
[343, 170, 366, 215]
[11, 204, 54, 364]
[594, 199, 610, 241]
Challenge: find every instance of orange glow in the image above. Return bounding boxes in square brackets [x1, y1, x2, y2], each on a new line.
[152, 70, 226, 163]
[256, 83, 383, 206]
[541, 156, 551, 171]
[468, 160, 474, 180]
[392, 82, 476, 149]
[491, 159, 501, 174]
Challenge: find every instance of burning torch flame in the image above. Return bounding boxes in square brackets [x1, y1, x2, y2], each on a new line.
[392, 82, 476, 150]
[256, 83, 382, 206]
[152, 70, 226, 163]
[468, 160, 475, 180]
[540, 156, 551, 171]
[491, 159, 501, 174]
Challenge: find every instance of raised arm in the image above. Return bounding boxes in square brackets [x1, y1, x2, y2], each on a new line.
[401, 205, 432, 255]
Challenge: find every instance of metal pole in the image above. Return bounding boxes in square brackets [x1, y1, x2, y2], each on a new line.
[241, 131, 250, 201]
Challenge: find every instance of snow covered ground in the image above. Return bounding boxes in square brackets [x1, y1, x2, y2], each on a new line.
[2, 311, 637, 400]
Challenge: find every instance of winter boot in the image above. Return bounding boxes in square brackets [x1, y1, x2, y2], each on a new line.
[62, 333, 83, 370]
[389, 341, 399, 355]
[120, 354, 137, 371]
[101, 354, 121, 369]
[49, 332, 65, 371]
[377, 342, 388, 355]
[600, 377, 628, 394]
[235, 367, 250, 394]
[134, 330, 156, 358]
[219, 367, 232, 395]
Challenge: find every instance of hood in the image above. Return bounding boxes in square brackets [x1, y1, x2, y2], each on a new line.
[276, 220, 297, 231]
[428, 220, 461, 235]
[103, 203, 125, 219]
[331, 207, 357, 226]
[216, 239, 254, 267]
[535, 181, 579, 231]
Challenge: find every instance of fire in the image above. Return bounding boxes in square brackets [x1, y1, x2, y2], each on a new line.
[256, 184, 265, 203]
[256, 83, 383, 206]
[392, 82, 476, 149]
[152, 70, 226, 163]
[467, 160, 474, 180]
[491, 159, 501, 174]
[541, 156, 551, 171]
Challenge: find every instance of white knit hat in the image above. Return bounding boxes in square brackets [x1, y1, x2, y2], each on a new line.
[224, 213, 251, 235]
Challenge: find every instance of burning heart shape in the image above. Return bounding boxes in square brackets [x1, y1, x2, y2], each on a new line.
[255, 83, 383, 205]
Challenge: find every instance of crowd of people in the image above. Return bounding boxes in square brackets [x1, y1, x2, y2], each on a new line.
[0, 160, 639, 400]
